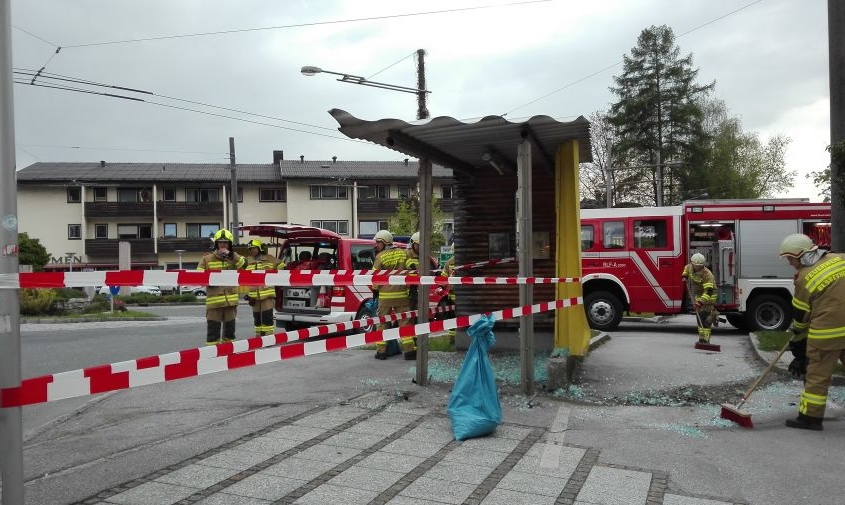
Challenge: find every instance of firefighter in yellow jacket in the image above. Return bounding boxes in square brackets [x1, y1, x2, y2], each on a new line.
[780, 233, 845, 431]
[372, 230, 418, 360]
[244, 239, 284, 337]
[682, 253, 717, 344]
[197, 229, 246, 345]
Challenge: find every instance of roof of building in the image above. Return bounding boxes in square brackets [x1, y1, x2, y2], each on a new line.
[329, 110, 592, 176]
[16, 160, 453, 184]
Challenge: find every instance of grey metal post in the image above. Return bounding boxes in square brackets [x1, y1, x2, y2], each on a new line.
[655, 149, 663, 207]
[416, 159, 432, 385]
[0, 2, 25, 503]
[229, 137, 239, 240]
[830, 0, 845, 251]
[517, 140, 534, 395]
[605, 140, 613, 208]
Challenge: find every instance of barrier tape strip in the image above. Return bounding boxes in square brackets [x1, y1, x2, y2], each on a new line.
[1, 270, 578, 289]
[1, 297, 580, 407]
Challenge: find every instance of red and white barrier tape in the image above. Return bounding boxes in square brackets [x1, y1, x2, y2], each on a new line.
[1, 297, 579, 407]
[1, 270, 578, 289]
[432, 257, 517, 274]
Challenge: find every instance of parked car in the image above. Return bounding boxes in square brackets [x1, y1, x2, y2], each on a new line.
[180, 286, 207, 297]
[97, 285, 162, 296]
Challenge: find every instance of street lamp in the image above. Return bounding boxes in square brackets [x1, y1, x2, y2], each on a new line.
[300, 66, 430, 96]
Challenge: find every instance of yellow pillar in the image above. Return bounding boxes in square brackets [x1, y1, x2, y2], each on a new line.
[554, 140, 590, 356]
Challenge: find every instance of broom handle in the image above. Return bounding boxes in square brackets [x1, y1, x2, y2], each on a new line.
[686, 278, 704, 328]
[736, 340, 791, 409]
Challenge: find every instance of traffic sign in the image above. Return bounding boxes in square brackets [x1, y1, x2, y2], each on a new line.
[109, 286, 120, 296]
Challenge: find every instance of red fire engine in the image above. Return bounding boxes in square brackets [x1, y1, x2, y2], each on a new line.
[580, 199, 831, 332]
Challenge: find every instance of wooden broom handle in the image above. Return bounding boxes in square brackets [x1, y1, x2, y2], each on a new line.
[736, 340, 791, 409]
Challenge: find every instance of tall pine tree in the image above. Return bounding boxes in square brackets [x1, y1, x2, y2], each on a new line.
[609, 25, 713, 205]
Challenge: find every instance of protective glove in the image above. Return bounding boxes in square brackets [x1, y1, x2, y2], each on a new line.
[788, 357, 807, 379]
[788, 337, 807, 360]
[693, 298, 702, 311]
[408, 285, 419, 308]
[371, 289, 379, 300]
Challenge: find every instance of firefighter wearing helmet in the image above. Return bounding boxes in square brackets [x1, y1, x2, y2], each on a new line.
[197, 229, 246, 345]
[244, 239, 285, 337]
[371, 229, 418, 360]
[681, 252, 718, 345]
[779, 233, 845, 431]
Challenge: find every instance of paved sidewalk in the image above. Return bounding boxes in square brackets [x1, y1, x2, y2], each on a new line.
[72, 390, 743, 505]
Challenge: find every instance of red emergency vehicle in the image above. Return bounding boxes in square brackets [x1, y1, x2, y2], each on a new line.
[580, 199, 831, 331]
[238, 225, 447, 332]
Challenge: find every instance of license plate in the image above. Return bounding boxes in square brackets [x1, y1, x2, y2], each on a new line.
[287, 288, 310, 298]
[287, 300, 306, 308]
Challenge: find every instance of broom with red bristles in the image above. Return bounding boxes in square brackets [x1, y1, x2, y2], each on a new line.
[720, 340, 791, 428]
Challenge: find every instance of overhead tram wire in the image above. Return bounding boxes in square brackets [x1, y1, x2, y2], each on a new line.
[502, 0, 764, 117]
[59, 0, 552, 48]
[17, 143, 228, 157]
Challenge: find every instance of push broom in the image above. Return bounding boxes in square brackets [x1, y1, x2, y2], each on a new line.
[687, 280, 720, 352]
[720, 339, 791, 428]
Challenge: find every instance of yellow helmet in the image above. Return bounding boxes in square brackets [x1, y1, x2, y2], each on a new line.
[374, 229, 393, 245]
[691, 253, 706, 265]
[212, 229, 234, 246]
[780, 233, 817, 259]
[248, 238, 263, 249]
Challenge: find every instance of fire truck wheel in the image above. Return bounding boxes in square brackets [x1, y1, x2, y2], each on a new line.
[726, 314, 751, 332]
[355, 305, 378, 334]
[584, 291, 623, 331]
[746, 294, 791, 331]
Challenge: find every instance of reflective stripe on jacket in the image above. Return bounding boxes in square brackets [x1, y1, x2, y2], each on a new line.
[682, 264, 716, 304]
[373, 247, 409, 300]
[245, 254, 284, 299]
[197, 252, 246, 308]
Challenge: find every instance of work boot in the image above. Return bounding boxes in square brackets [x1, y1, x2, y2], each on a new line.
[785, 413, 823, 431]
[206, 320, 222, 345]
[375, 351, 387, 360]
[222, 320, 237, 343]
[403, 350, 417, 360]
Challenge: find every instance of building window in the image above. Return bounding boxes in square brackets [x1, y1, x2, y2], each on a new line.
[93, 187, 108, 202]
[228, 187, 243, 203]
[163, 223, 177, 238]
[310, 185, 348, 200]
[310, 220, 349, 235]
[187, 223, 221, 239]
[398, 185, 412, 198]
[358, 220, 390, 237]
[359, 185, 389, 199]
[259, 187, 287, 201]
[68, 224, 81, 239]
[117, 224, 152, 239]
[163, 188, 177, 201]
[441, 186, 453, 199]
[67, 187, 81, 203]
[94, 224, 108, 239]
[186, 188, 219, 202]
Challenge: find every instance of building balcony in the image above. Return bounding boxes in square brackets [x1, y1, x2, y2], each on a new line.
[157, 238, 213, 253]
[85, 202, 154, 218]
[156, 201, 224, 218]
[356, 198, 454, 214]
[85, 238, 157, 262]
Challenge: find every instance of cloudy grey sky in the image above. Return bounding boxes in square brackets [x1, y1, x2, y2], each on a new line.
[9, 0, 830, 199]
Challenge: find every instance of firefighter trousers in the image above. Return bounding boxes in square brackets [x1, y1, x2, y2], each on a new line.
[375, 298, 416, 357]
[799, 343, 845, 419]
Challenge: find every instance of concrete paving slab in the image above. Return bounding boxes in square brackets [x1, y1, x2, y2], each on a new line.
[104, 481, 199, 505]
[422, 460, 495, 485]
[358, 450, 428, 473]
[328, 465, 405, 492]
[153, 463, 239, 489]
[264, 424, 326, 442]
[480, 488, 558, 505]
[262, 456, 337, 480]
[664, 494, 735, 505]
[495, 469, 569, 497]
[399, 476, 477, 504]
[576, 466, 652, 504]
[293, 483, 381, 504]
[295, 442, 361, 464]
[223, 473, 307, 501]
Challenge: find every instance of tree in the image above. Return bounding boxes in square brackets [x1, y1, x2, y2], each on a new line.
[609, 25, 714, 205]
[690, 99, 794, 199]
[388, 194, 446, 250]
[19, 232, 50, 271]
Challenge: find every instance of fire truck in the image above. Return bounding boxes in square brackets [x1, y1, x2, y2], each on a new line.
[579, 199, 831, 332]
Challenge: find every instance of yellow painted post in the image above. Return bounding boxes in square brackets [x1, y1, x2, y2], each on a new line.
[554, 140, 590, 356]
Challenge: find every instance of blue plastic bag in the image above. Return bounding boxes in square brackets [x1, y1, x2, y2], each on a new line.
[365, 298, 401, 356]
[448, 314, 502, 440]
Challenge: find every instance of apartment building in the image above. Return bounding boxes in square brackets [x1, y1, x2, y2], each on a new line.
[16, 154, 453, 271]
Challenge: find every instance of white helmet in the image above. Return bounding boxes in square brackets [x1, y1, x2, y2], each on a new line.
[410, 232, 420, 245]
[691, 253, 706, 265]
[374, 229, 393, 245]
[780, 233, 817, 259]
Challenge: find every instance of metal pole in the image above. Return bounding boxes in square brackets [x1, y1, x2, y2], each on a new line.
[0, 2, 25, 503]
[605, 140, 613, 208]
[830, 0, 845, 251]
[415, 49, 429, 121]
[655, 149, 663, 207]
[229, 137, 239, 240]
[517, 140, 534, 395]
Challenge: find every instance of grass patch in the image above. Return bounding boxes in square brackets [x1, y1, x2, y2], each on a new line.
[360, 333, 455, 352]
[53, 310, 158, 319]
[756, 330, 845, 374]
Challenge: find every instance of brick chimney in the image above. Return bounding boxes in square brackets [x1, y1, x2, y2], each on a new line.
[272, 150, 284, 163]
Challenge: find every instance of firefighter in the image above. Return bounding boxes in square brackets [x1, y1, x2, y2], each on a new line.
[402, 232, 422, 359]
[682, 252, 717, 344]
[440, 254, 457, 341]
[197, 229, 246, 345]
[244, 239, 284, 337]
[372, 229, 416, 360]
[780, 233, 845, 431]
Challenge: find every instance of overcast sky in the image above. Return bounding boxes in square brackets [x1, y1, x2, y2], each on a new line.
[8, 0, 830, 200]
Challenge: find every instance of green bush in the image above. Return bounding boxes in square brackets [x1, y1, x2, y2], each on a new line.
[52, 288, 87, 301]
[20, 289, 56, 315]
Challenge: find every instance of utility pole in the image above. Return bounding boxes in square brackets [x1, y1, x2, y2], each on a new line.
[605, 140, 613, 208]
[830, 0, 845, 251]
[415, 49, 432, 386]
[0, 3, 24, 503]
[229, 137, 239, 241]
[655, 149, 663, 207]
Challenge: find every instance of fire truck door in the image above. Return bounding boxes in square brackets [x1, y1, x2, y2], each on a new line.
[712, 240, 736, 305]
